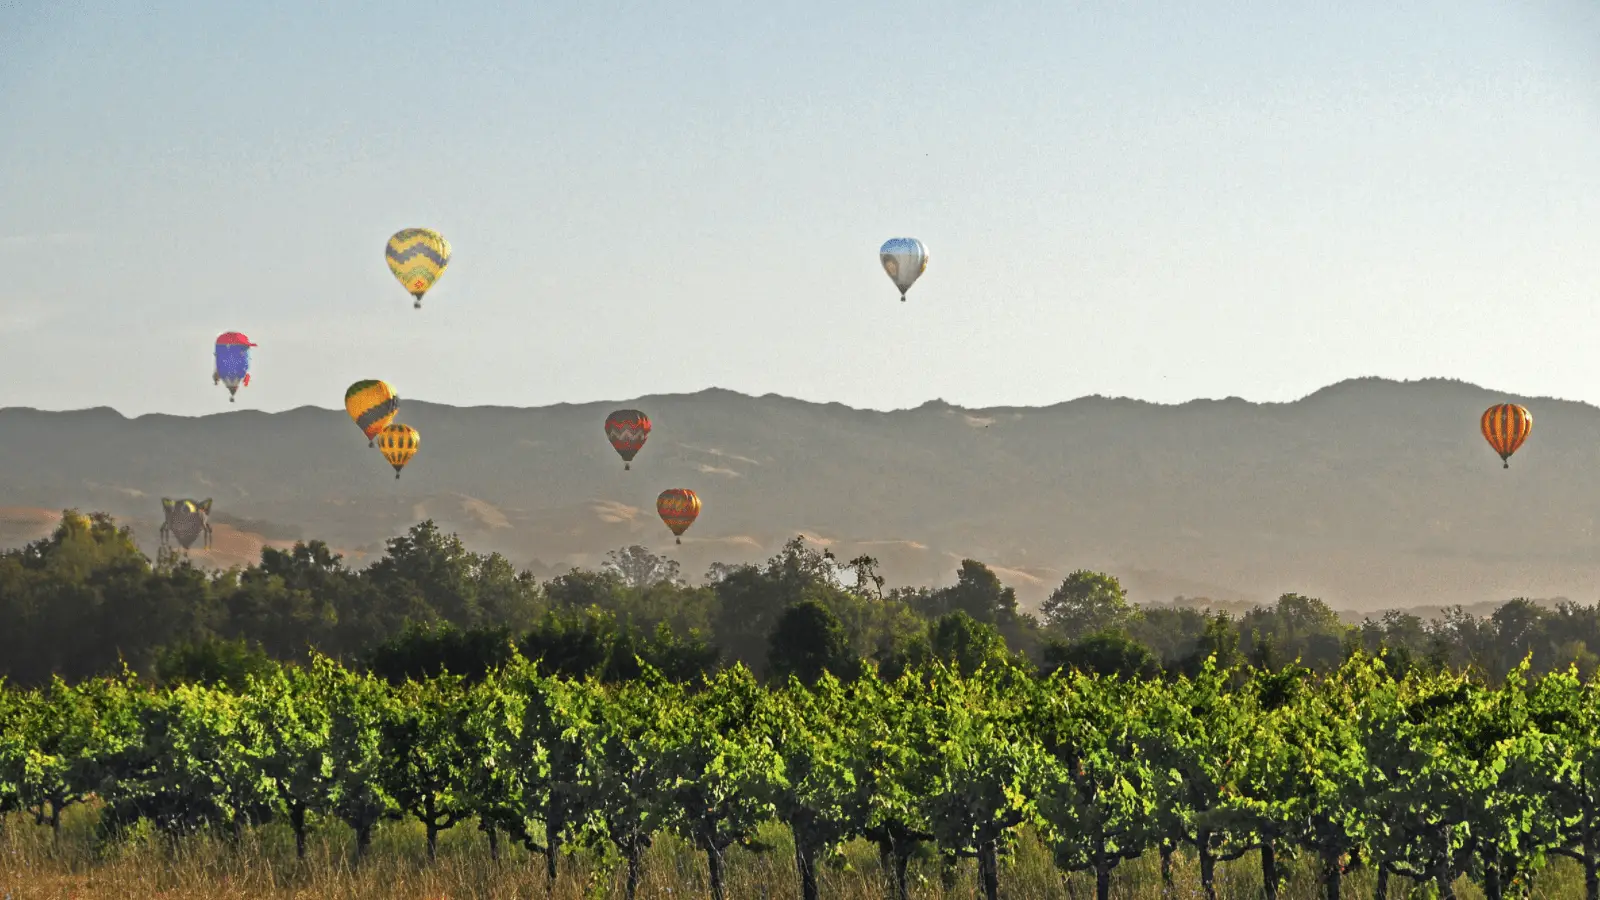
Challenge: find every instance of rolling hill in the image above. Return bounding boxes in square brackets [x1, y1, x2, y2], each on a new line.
[1, 376, 1597, 612]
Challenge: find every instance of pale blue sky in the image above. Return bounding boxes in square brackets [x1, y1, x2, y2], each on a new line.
[1, 0, 1597, 417]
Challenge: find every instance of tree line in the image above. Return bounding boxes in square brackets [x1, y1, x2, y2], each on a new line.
[3, 509, 1598, 691]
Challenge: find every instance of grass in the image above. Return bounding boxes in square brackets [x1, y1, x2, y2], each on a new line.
[0, 804, 1589, 899]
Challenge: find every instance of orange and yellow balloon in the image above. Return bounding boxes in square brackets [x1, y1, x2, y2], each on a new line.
[377, 423, 420, 479]
[1481, 403, 1531, 469]
[345, 380, 399, 447]
[656, 488, 700, 544]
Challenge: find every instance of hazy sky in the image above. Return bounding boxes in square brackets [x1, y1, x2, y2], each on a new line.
[2, 0, 1597, 417]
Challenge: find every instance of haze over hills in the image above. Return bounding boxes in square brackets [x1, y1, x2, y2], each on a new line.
[1, 376, 1598, 613]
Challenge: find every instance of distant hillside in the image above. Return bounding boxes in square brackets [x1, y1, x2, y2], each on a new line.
[2, 377, 1598, 612]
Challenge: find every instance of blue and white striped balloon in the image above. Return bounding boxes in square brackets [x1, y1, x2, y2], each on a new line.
[879, 237, 928, 302]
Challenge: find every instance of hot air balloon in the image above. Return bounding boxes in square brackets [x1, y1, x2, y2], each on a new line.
[880, 237, 928, 302]
[377, 423, 420, 479]
[345, 380, 399, 447]
[1481, 403, 1532, 469]
[657, 488, 700, 545]
[213, 332, 256, 402]
[160, 498, 213, 552]
[386, 228, 451, 309]
[604, 409, 652, 470]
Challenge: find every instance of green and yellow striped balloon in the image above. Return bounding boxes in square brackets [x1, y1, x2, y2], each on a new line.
[345, 380, 399, 447]
[386, 228, 451, 309]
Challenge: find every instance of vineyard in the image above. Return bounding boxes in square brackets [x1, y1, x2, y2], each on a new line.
[4, 654, 1600, 900]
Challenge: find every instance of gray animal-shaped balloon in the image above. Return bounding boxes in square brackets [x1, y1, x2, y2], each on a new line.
[160, 498, 213, 552]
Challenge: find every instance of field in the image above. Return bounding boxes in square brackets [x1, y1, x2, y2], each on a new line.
[10, 804, 1587, 900]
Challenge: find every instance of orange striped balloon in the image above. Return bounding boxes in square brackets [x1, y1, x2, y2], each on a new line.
[1480, 403, 1531, 469]
[656, 488, 700, 544]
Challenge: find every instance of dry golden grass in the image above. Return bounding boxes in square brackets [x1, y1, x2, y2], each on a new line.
[0, 805, 1587, 899]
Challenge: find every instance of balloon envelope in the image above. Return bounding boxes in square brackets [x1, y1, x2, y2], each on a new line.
[1481, 403, 1532, 468]
[214, 332, 256, 399]
[377, 423, 420, 478]
[879, 237, 928, 300]
[161, 498, 212, 550]
[657, 489, 700, 543]
[345, 380, 400, 444]
[386, 228, 451, 308]
[604, 409, 652, 469]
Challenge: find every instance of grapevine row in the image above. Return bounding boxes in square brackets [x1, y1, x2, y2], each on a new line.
[4, 653, 1600, 900]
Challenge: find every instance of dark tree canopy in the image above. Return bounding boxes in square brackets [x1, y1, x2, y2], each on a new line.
[2, 511, 1598, 693]
[767, 599, 856, 686]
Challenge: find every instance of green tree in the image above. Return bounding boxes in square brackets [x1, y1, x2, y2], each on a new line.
[660, 666, 782, 900]
[710, 538, 839, 673]
[846, 554, 886, 601]
[1208, 666, 1317, 900]
[20, 674, 138, 837]
[852, 667, 935, 900]
[365, 520, 537, 630]
[488, 659, 596, 883]
[1292, 654, 1386, 900]
[1357, 668, 1500, 899]
[1458, 662, 1565, 900]
[256, 540, 379, 659]
[154, 637, 280, 692]
[0, 682, 23, 825]
[1528, 664, 1600, 900]
[928, 611, 1013, 677]
[767, 599, 857, 686]
[364, 621, 517, 684]
[769, 672, 871, 900]
[1139, 660, 1258, 900]
[924, 559, 1020, 625]
[239, 664, 332, 859]
[603, 545, 681, 589]
[382, 676, 475, 861]
[1238, 593, 1350, 672]
[219, 566, 337, 660]
[1041, 571, 1133, 640]
[316, 660, 402, 864]
[1032, 670, 1158, 900]
[100, 682, 277, 840]
[1129, 603, 1214, 667]
[583, 675, 678, 899]
[912, 664, 1047, 900]
[1044, 630, 1160, 680]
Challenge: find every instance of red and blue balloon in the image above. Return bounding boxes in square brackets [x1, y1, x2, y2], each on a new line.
[213, 332, 257, 402]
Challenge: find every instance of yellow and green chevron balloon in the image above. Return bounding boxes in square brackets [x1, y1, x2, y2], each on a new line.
[386, 228, 451, 309]
[345, 379, 399, 447]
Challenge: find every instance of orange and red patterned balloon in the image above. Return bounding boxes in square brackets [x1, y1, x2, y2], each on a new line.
[656, 488, 700, 544]
[1480, 403, 1531, 469]
[604, 409, 651, 470]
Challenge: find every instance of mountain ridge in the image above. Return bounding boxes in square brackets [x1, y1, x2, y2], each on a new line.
[4, 375, 1574, 419]
[2, 376, 1596, 612]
